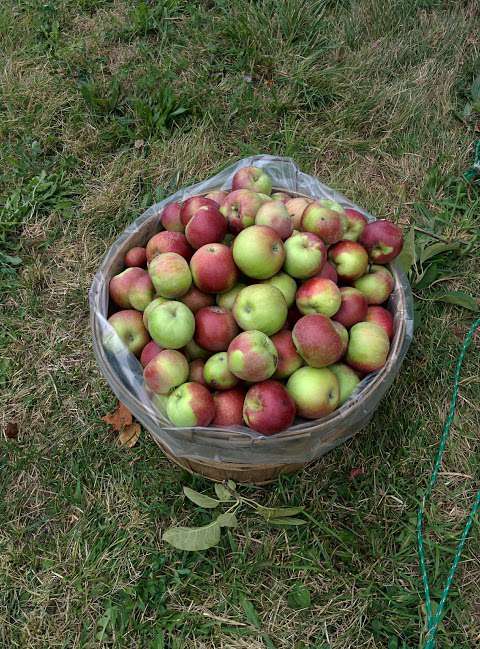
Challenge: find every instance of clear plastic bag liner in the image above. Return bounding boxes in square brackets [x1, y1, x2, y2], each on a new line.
[89, 155, 413, 465]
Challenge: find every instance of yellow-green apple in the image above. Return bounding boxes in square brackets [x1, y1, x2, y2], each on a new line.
[183, 338, 211, 361]
[285, 197, 310, 229]
[227, 330, 278, 382]
[185, 205, 227, 249]
[161, 201, 183, 232]
[143, 296, 166, 328]
[262, 272, 297, 307]
[233, 284, 287, 335]
[104, 309, 150, 356]
[232, 166, 273, 194]
[256, 192, 272, 203]
[180, 286, 215, 313]
[167, 382, 215, 426]
[329, 363, 360, 404]
[205, 190, 228, 206]
[271, 191, 291, 203]
[190, 243, 238, 294]
[216, 283, 246, 310]
[147, 300, 195, 349]
[346, 322, 390, 373]
[180, 196, 218, 227]
[354, 265, 394, 304]
[296, 278, 341, 317]
[212, 388, 245, 426]
[243, 380, 296, 435]
[332, 321, 348, 357]
[343, 208, 367, 241]
[332, 287, 368, 328]
[140, 340, 163, 367]
[204, 352, 239, 390]
[146, 231, 193, 262]
[220, 189, 264, 234]
[328, 241, 369, 281]
[188, 359, 207, 385]
[283, 232, 326, 279]
[292, 314, 343, 367]
[271, 330, 304, 379]
[124, 246, 147, 268]
[255, 200, 293, 240]
[360, 219, 403, 263]
[366, 306, 394, 340]
[301, 199, 347, 244]
[143, 349, 189, 394]
[148, 252, 192, 298]
[314, 260, 338, 283]
[286, 366, 339, 419]
[232, 225, 285, 279]
[195, 306, 239, 351]
[109, 267, 155, 311]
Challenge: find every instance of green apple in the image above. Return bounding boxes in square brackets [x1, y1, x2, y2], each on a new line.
[262, 272, 297, 307]
[204, 352, 238, 389]
[232, 225, 285, 279]
[147, 300, 195, 349]
[216, 283, 246, 311]
[167, 382, 215, 426]
[329, 363, 360, 404]
[283, 232, 327, 279]
[346, 322, 390, 373]
[287, 366, 339, 419]
[233, 284, 287, 335]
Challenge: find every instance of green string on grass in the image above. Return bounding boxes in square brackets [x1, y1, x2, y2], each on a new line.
[417, 316, 480, 649]
[463, 140, 480, 184]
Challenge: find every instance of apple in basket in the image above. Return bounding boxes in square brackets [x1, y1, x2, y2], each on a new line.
[243, 380, 296, 435]
[167, 382, 215, 427]
[285, 196, 311, 229]
[301, 199, 347, 245]
[146, 231, 193, 262]
[292, 314, 344, 368]
[190, 243, 238, 294]
[232, 225, 285, 279]
[104, 309, 150, 356]
[270, 330, 304, 379]
[195, 306, 239, 352]
[354, 265, 394, 305]
[188, 359, 207, 385]
[254, 200, 293, 240]
[343, 208, 367, 241]
[109, 267, 154, 311]
[212, 388, 245, 426]
[143, 349, 189, 395]
[124, 246, 147, 268]
[180, 196, 218, 226]
[333, 287, 368, 329]
[262, 272, 297, 308]
[287, 367, 340, 419]
[366, 306, 394, 340]
[346, 322, 390, 373]
[147, 300, 195, 349]
[227, 330, 278, 382]
[296, 278, 341, 318]
[233, 284, 288, 336]
[220, 189, 265, 233]
[161, 201, 183, 232]
[203, 352, 239, 390]
[283, 231, 326, 279]
[232, 166, 273, 195]
[360, 219, 403, 263]
[148, 252, 192, 298]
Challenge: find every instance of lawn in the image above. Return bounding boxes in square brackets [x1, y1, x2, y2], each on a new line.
[1, 0, 480, 647]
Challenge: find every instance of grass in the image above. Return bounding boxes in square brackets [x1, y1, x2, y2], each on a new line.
[1, 0, 480, 647]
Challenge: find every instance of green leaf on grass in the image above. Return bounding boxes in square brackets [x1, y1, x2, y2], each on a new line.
[431, 291, 479, 312]
[214, 483, 234, 501]
[287, 583, 312, 609]
[1, 254, 22, 265]
[240, 597, 261, 628]
[419, 242, 459, 264]
[216, 513, 238, 528]
[162, 520, 221, 551]
[227, 480, 237, 490]
[471, 74, 480, 101]
[256, 505, 304, 521]
[397, 226, 415, 273]
[268, 517, 308, 527]
[183, 486, 220, 508]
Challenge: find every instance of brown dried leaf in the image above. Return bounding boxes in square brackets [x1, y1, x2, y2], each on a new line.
[102, 402, 133, 431]
[117, 423, 141, 448]
[5, 422, 19, 439]
[349, 467, 364, 480]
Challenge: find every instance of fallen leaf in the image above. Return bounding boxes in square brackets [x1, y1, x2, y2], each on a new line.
[349, 467, 364, 480]
[117, 423, 141, 448]
[5, 422, 19, 439]
[102, 402, 133, 431]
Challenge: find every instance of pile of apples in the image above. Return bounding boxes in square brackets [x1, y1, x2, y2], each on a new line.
[105, 166, 403, 435]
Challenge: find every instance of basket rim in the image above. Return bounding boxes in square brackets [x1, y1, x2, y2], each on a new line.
[90, 187, 413, 447]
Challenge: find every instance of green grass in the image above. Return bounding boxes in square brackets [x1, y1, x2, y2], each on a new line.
[1, 0, 480, 647]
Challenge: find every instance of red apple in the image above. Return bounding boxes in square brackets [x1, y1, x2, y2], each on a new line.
[332, 321, 348, 357]
[161, 202, 183, 232]
[301, 199, 346, 245]
[360, 220, 403, 263]
[292, 314, 343, 368]
[255, 200, 293, 240]
[346, 322, 390, 373]
[180, 286, 215, 313]
[146, 231, 193, 262]
[180, 196, 218, 227]
[354, 265, 394, 305]
[140, 340, 163, 367]
[243, 380, 296, 435]
[220, 189, 264, 233]
[205, 190, 228, 206]
[314, 261, 338, 284]
[185, 205, 227, 249]
[333, 287, 368, 328]
[343, 208, 367, 241]
[190, 243, 239, 294]
[296, 277, 341, 317]
[285, 197, 311, 229]
[104, 309, 150, 357]
[143, 349, 189, 394]
[124, 246, 147, 268]
[271, 330, 304, 379]
[109, 267, 154, 311]
[212, 388, 245, 427]
[328, 241, 369, 282]
[232, 166, 273, 194]
[167, 382, 215, 426]
[195, 306, 239, 351]
[188, 359, 207, 385]
[365, 306, 394, 340]
[227, 330, 278, 382]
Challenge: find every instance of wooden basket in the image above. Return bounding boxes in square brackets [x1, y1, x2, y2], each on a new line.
[91, 189, 413, 484]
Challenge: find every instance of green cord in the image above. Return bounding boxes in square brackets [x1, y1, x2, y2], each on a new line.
[417, 316, 480, 648]
[463, 140, 480, 184]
